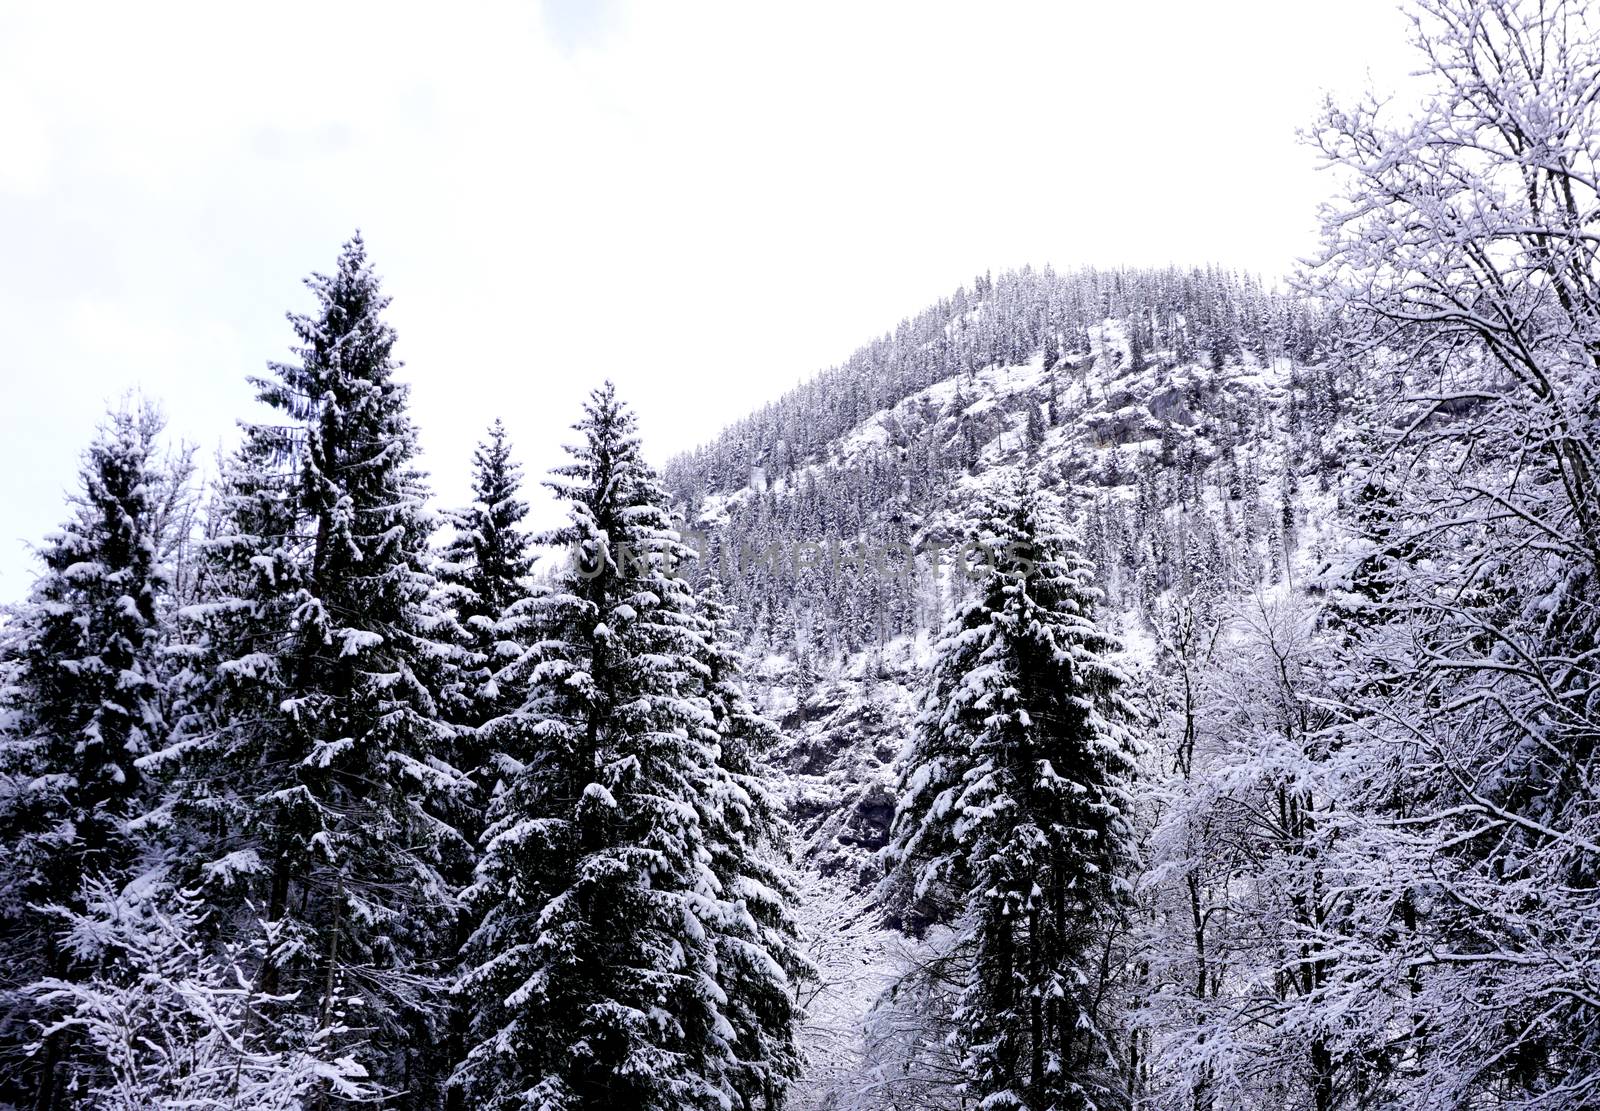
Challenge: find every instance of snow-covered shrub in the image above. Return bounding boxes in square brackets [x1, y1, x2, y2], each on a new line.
[27, 876, 373, 1110]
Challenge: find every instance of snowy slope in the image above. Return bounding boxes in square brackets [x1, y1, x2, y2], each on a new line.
[676, 307, 1346, 1107]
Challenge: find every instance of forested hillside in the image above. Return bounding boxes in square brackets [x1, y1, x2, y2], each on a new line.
[664, 258, 1361, 1109]
[664, 264, 1332, 662]
[2, 1, 1598, 1110]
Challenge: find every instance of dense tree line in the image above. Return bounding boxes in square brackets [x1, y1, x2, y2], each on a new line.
[0, 239, 806, 1110]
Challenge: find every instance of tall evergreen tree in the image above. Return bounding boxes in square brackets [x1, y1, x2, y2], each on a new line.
[437, 419, 534, 735]
[0, 406, 170, 1111]
[1127, 320, 1147, 372]
[882, 471, 1141, 1111]
[1025, 397, 1046, 456]
[169, 234, 467, 1101]
[434, 420, 534, 1111]
[456, 383, 736, 1111]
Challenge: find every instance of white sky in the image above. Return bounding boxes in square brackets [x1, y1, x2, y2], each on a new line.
[0, 0, 1417, 600]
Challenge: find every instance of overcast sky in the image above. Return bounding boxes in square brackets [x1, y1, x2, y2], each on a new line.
[0, 0, 1417, 600]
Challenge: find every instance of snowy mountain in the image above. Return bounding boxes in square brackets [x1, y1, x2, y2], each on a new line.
[663, 265, 1354, 1107]
[668, 267, 1325, 844]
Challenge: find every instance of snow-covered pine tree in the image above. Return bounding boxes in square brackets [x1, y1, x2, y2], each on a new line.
[433, 420, 535, 1111]
[456, 383, 734, 1111]
[1025, 398, 1046, 457]
[437, 418, 535, 737]
[166, 234, 467, 1102]
[0, 405, 170, 1110]
[882, 470, 1141, 1111]
[694, 585, 809, 1109]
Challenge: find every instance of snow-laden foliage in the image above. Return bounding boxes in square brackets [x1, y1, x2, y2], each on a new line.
[695, 587, 814, 1108]
[436, 418, 535, 736]
[1290, 1, 1600, 1104]
[27, 876, 373, 1110]
[455, 384, 805, 1111]
[429, 417, 539, 1105]
[9, 3, 1600, 1108]
[0, 406, 171, 1107]
[1136, 593, 1360, 1110]
[161, 234, 469, 1101]
[880, 471, 1141, 1111]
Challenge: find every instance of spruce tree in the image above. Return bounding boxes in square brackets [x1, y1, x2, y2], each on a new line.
[1025, 396, 1046, 457]
[0, 406, 170, 1110]
[437, 419, 534, 735]
[171, 234, 466, 1100]
[882, 471, 1141, 1111]
[1127, 320, 1147, 372]
[434, 420, 534, 1111]
[456, 383, 735, 1111]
